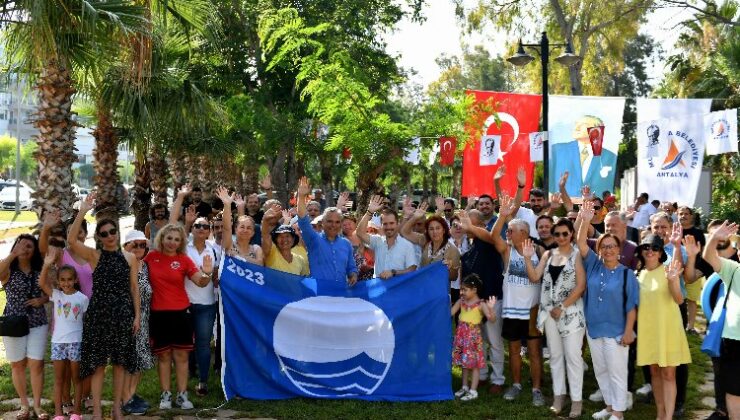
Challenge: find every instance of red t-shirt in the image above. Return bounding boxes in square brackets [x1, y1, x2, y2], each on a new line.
[144, 250, 199, 311]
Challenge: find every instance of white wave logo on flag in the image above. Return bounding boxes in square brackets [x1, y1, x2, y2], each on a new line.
[273, 296, 395, 397]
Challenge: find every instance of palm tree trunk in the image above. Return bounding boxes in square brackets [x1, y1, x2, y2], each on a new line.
[31, 60, 78, 218]
[149, 144, 168, 197]
[132, 153, 151, 231]
[92, 106, 120, 222]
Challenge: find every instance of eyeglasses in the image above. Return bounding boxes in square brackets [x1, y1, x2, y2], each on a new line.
[642, 245, 662, 253]
[553, 231, 570, 238]
[130, 242, 147, 249]
[98, 228, 117, 238]
[600, 243, 619, 250]
[193, 223, 211, 230]
[593, 205, 602, 210]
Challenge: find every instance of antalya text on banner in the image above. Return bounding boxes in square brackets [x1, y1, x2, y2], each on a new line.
[636, 114, 706, 205]
[219, 257, 453, 401]
[547, 95, 626, 198]
[704, 108, 739, 155]
[462, 91, 542, 198]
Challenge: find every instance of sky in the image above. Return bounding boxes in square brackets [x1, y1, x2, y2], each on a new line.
[385, 1, 695, 90]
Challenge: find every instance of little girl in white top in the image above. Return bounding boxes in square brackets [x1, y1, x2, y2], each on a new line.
[40, 247, 89, 420]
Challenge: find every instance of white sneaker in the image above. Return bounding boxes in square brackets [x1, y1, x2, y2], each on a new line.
[460, 389, 478, 401]
[454, 386, 470, 398]
[589, 389, 604, 402]
[174, 391, 193, 410]
[625, 391, 633, 410]
[583, 357, 590, 372]
[159, 391, 172, 410]
[592, 408, 612, 419]
[636, 383, 652, 396]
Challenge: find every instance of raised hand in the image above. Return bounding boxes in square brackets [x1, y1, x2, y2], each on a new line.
[669, 222, 683, 246]
[281, 209, 292, 225]
[259, 173, 272, 191]
[458, 210, 472, 231]
[367, 195, 385, 214]
[177, 183, 192, 198]
[234, 194, 246, 209]
[202, 254, 214, 274]
[43, 246, 59, 266]
[498, 194, 516, 217]
[516, 167, 526, 186]
[579, 199, 595, 223]
[297, 176, 311, 198]
[666, 257, 683, 282]
[184, 205, 197, 225]
[79, 192, 96, 214]
[42, 209, 61, 228]
[550, 192, 562, 208]
[709, 220, 739, 241]
[435, 196, 445, 212]
[414, 201, 429, 219]
[522, 238, 536, 259]
[581, 185, 592, 200]
[494, 165, 506, 180]
[216, 186, 232, 205]
[337, 191, 350, 210]
[682, 235, 701, 257]
[559, 172, 569, 189]
[402, 196, 415, 218]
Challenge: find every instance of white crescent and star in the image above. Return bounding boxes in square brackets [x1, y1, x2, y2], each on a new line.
[441, 138, 453, 151]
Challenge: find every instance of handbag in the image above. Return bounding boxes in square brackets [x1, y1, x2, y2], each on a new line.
[702, 268, 737, 357]
[0, 315, 30, 337]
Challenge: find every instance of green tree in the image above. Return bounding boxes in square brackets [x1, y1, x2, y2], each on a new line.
[1, 0, 147, 217]
[457, 0, 651, 95]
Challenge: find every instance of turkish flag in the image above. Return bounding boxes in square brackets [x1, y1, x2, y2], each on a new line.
[439, 136, 456, 166]
[588, 125, 604, 156]
[462, 91, 542, 199]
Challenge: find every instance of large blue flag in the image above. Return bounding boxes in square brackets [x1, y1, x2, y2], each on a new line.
[219, 256, 453, 401]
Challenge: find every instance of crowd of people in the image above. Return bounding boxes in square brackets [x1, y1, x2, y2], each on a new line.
[1, 170, 738, 420]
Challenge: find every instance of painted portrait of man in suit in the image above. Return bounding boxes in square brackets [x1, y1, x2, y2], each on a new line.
[549, 115, 618, 197]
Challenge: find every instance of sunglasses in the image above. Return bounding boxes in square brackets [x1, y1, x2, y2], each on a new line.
[98, 228, 117, 238]
[49, 238, 66, 248]
[600, 243, 619, 250]
[553, 231, 570, 238]
[193, 223, 211, 230]
[593, 206, 602, 210]
[130, 242, 147, 249]
[212, 225, 223, 231]
[642, 245, 662, 253]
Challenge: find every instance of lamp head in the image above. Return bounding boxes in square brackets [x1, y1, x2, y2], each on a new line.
[555, 40, 580, 66]
[507, 40, 535, 66]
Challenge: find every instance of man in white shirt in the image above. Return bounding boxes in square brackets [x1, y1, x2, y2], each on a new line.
[628, 193, 656, 229]
[356, 195, 418, 279]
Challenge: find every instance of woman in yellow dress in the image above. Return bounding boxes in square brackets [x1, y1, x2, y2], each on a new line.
[635, 234, 691, 420]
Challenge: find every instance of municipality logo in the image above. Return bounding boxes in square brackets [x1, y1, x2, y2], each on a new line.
[273, 296, 395, 397]
[648, 129, 700, 177]
[710, 118, 730, 141]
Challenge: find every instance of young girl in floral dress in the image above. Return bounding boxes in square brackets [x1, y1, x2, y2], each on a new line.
[451, 274, 496, 401]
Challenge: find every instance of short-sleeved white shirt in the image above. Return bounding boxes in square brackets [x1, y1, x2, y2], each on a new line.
[367, 234, 418, 277]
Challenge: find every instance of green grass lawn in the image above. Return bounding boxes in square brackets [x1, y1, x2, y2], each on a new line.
[0, 289, 713, 419]
[0, 211, 38, 223]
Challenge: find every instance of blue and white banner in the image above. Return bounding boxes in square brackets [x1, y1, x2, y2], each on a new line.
[219, 257, 453, 401]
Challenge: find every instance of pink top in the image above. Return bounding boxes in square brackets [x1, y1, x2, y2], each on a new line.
[63, 248, 94, 298]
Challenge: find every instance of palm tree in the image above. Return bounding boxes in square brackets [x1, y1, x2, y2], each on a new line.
[1, 0, 147, 217]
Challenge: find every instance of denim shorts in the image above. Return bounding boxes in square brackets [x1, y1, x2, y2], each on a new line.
[51, 342, 82, 362]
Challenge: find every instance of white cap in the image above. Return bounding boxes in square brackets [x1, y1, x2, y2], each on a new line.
[123, 230, 148, 245]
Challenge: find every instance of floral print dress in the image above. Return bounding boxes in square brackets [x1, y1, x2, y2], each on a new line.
[537, 247, 585, 336]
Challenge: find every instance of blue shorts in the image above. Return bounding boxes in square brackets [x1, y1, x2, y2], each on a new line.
[51, 342, 81, 362]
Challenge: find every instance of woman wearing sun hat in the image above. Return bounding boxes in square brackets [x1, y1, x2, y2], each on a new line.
[261, 204, 309, 276]
[120, 230, 154, 415]
[635, 233, 691, 420]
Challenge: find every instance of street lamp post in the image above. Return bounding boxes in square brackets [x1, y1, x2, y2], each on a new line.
[507, 32, 579, 195]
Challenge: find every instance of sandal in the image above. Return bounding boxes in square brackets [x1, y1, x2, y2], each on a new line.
[33, 407, 50, 420]
[15, 407, 31, 420]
